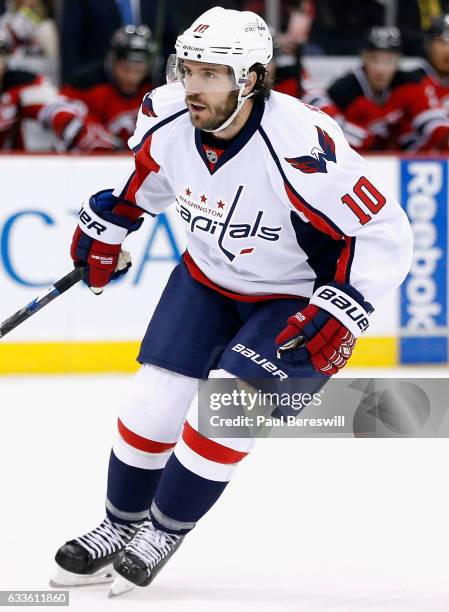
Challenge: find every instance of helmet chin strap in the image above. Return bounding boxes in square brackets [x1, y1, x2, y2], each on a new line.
[202, 84, 254, 134]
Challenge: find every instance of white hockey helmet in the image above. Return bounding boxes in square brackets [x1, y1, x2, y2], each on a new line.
[169, 6, 273, 131]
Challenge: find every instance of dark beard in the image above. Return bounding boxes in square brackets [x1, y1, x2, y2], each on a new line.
[187, 91, 239, 131]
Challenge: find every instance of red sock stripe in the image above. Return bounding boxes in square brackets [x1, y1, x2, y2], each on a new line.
[117, 418, 176, 453]
[182, 421, 249, 465]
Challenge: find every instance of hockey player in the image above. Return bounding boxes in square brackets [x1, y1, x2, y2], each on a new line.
[271, 47, 338, 114]
[327, 26, 449, 151]
[271, 51, 371, 150]
[51, 7, 413, 596]
[60, 25, 155, 148]
[0, 33, 120, 151]
[411, 14, 449, 114]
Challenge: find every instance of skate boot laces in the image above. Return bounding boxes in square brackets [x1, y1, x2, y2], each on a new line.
[126, 519, 181, 569]
[75, 517, 140, 560]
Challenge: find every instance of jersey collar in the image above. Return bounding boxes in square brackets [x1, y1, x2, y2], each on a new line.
[194, 101, 265, 175]
[421, 59, 449, 88]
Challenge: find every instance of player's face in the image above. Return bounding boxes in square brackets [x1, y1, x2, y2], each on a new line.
[113, 59, 148, 95]
[429, 39, 449, 76]
[363, 51, 399, 92]
[182, 61, 239, 131]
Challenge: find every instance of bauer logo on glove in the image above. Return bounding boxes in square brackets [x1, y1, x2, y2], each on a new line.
[79, 207, 108, 236]
[71, 189, 144, 293]
[275, 282, 373, 376]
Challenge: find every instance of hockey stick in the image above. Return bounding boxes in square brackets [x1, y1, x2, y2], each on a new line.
[0, 250, 131, 340]
[0, 266, 84, 340]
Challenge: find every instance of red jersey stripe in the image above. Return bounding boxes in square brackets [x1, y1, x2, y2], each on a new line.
[284, 183, 342, 241]
[183, 251, 303, 303]
[335, 236, 354, 283]
[122, 133, 160, 203]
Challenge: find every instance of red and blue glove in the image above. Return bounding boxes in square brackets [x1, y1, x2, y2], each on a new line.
[70, 189, 143, 292]
[276, 283, 373, 375]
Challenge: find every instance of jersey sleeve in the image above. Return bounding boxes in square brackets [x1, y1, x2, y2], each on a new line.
[275, 109, 413, 308]
[112, 84, 186, 215]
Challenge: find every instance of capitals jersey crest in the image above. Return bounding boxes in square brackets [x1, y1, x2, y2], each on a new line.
[285, 126, 336, 174]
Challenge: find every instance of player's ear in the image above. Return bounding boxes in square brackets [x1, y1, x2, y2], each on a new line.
[243, 71, 257, 97]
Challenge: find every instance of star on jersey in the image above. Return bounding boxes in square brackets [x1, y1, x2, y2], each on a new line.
[185, 187, 192, 197]
[217, 200, 225, 209]
[285, 126, 336, 174]
[200, 194, 208, 203]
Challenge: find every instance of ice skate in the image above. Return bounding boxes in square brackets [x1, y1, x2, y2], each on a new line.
[50, 516, 142, 587]
[108, 519, 183, 596]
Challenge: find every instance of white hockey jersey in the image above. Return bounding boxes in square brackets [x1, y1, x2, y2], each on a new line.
[113, 82, 413, 308]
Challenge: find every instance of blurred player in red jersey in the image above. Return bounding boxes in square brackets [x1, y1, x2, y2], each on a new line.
[60, 25, 155, 148]
[271, 48, 336, 113]
[270, 50, 373, 150]
[415, 14, 449, 112]
[0, 32, 120, 151]
[267, 3, 371, 151]
[327, 26, 449, 152]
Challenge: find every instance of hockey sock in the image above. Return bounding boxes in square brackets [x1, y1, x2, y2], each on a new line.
[106, 417, 177, 524]
[106, 450, 164, 525]
[106, 364, 198, 524]
[150, 421, 253, 534]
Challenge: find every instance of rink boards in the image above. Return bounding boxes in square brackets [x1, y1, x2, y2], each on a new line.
[0, 153, 446, 373]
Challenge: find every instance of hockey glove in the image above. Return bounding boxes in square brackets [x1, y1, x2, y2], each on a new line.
[71, 189, 143, 293]
[275, 283, 373, 375]
[63, 119, 123, 152]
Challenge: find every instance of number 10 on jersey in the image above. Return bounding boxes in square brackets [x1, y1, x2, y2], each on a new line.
[341, 176, 386, 225]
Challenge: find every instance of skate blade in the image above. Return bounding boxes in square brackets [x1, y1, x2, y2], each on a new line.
[108, 575, 135, 597]
[49, 564, 115, 587]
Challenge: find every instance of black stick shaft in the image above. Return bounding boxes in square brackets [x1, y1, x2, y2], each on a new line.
[0, 267, 83, 339]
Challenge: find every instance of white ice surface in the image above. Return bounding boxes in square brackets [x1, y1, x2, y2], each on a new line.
[1, 370, 449, 611]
